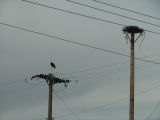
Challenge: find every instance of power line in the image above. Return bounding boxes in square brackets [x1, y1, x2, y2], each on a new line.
[145, 29, 160, 35]
[75, 59, 158, 81]
[68, 53, 160, 80]
[1, 57, 159, 87]
[56, 97, 126, 119]
[66, 52, 160, 76]
[65, 61, 127, 75]
[21, 0, 160, 35]
[31, 71, 71, 120]
[56, 82, 160, 118]
[21, 0, 125, 27]
[92, 0, 160, 21]
[65, 0, 160, 28]
[2, 68, 160, 118]
[2, 57, 159, 95]
[74, 64, 130, 79]
[0, 78, 45, 87]
[1, 22, 160, 66]
[55, 93, 81, 120]
[0, 58, 158, 89]
[1, 52, 160, 87]
[0, 22, 124, 55]
[3, 72, 160, 103]
[75, 68, 129, 81]
[0, 80, 22, 86]
[2, 84, 45, 94]
[146, 101, 160, 120]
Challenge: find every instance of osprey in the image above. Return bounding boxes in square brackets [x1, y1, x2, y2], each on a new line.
[50, 62, 56, 69]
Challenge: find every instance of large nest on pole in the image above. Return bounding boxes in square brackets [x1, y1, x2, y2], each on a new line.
[123, 26, 144, 33]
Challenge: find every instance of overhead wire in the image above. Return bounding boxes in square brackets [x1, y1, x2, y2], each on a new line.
[81, 52, 160, 74]
[1, 57, 159, 87]
[75, 59, 159, 81]
[0, 1, 159, 118]
[1, 58, 159, 90]
[92, 0, 160, 21]
[25, 78, 45, 86]
[64, 60, 127, 75]
[3, 57, 160, 94]
[146, 101, 160, 120]
[65, 0, 160, 28]
[1, 0, 160, 95]
[1, 21, 160, 88]
[21, 0, 125, 27]
[144, 29, 160, 35]
[21, 0, 160, 35]
[56, 96, 126, 119]
[67, 54, 160, 80]
[0, 80, 22, 86]
[0, 22, 126, 56]
[0, 78, 45, 87]
[1, 22, 160, 66]
[2, 84, 44, 94]
[74, 68, 129, 81]
[1, 52, 160, 86]
[65, 52, 160, 76]
[56, 82, 160, 118]
[1, 71, 160, 117]
[55, 92, 81, 120]
[74, 64, 130, 79]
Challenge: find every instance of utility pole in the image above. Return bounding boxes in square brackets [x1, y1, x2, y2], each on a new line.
[123, 26, 144, 120]
[31, 63, 70, 120]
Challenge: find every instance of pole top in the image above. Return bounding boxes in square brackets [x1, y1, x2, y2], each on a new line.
[123, 26, 144, 34]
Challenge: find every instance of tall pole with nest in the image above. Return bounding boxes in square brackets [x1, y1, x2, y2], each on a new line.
[123, 26, 144, 120]
[31, 62, 70, 120]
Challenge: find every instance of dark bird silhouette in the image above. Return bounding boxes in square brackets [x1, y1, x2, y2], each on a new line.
[50, 62, 56, 69]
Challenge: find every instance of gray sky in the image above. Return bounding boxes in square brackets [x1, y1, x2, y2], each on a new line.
[1, 0, 160, 120]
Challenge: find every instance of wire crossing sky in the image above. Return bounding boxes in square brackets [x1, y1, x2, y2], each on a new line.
[1, 22, 160, 65]
[21, 0, 160, 35]
[92, 0, 160, 21]
[1, 0, 160, 120]
[65, 0, 160, 28]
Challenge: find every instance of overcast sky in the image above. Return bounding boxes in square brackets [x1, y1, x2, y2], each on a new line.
[1, 0, 160, 120]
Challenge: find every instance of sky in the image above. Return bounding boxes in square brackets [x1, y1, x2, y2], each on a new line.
[0, 0, 160, 120]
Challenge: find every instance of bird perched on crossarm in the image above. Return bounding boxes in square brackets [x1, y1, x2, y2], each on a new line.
[50, 61, 56, 69]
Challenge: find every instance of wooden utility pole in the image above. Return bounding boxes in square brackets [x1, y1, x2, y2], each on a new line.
[48, 79, 53, 120]
[123, 26, 144, 120]
[31, 63, 70, 120]
[130, 32, 135, 120]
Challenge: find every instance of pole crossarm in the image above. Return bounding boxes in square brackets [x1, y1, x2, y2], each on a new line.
[30, 63, 71, 120]
[31, 73, 70, 86]
[31, 73, 70, 120]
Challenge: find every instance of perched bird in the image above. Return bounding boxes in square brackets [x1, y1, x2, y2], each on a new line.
[50, 62, 56, 69]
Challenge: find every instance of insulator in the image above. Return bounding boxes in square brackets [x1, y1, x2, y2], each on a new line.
[66, 80, 70, 83]
[64, 83, 67, 87]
